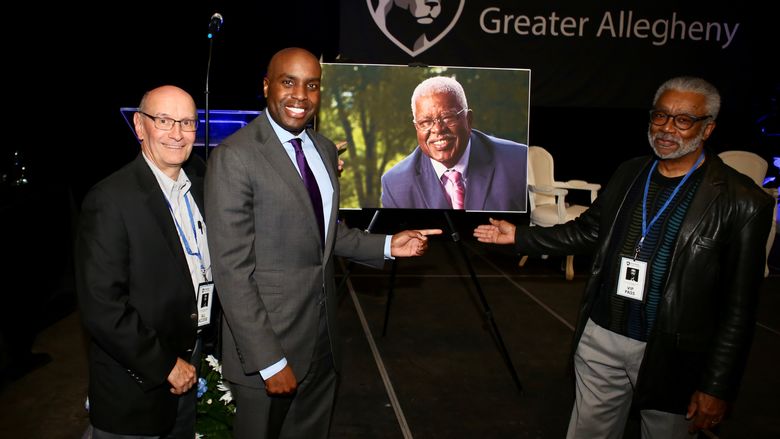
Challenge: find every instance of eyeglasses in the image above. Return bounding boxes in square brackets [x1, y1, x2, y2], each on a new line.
[649, 110, 711, 130]
[413, 108, 468, 132]
[139, 111, 199, 132]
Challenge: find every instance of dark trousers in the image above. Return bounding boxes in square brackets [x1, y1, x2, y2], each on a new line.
[85, 339, 201, 439]
[233, 303, 337, 439]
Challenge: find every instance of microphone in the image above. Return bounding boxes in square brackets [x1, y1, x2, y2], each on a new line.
[208, 12, 223, 38]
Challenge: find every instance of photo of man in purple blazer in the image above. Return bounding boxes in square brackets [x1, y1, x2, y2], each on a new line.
[381, 76, 528, 212]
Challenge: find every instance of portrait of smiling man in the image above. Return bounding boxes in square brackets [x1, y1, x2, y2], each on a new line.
[381, 75, 528, 211]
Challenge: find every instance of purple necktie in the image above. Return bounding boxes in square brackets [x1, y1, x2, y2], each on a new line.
[290, 138, 324, 246]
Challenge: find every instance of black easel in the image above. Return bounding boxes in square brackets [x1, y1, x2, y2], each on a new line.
[448, 211, 523, 393]
[337, 210, 523, 394]
[380, 258, 398, 337]
[336, 210, 382, 297]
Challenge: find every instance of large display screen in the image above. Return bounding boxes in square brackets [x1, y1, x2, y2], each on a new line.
[318, 63, 530, 212]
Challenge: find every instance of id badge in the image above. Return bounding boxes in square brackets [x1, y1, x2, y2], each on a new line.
[196, 282, 214, 327]
[616, 257, 647, 302]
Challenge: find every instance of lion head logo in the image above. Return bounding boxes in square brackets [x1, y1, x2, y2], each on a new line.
[368, 0, 465, 57]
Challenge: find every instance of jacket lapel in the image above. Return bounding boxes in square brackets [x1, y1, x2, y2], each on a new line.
[415, 151, 450, 209]
[132, 155, 193, 289]
[464, 132, 495, 211]
[253, 115, 328, 253]
[671, 154, 724, 256]
[308, 129, 339, 260]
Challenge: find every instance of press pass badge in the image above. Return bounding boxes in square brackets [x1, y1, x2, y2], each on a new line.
[196, 282, 214, 327]
[616, 257, 647, 301]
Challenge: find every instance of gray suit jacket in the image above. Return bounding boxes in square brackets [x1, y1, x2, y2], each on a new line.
[205, 112, 386, 388]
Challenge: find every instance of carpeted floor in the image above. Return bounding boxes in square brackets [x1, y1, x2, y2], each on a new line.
[1, 232, 778, 438]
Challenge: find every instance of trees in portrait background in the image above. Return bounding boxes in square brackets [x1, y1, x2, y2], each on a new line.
[318, 64, 530, 209]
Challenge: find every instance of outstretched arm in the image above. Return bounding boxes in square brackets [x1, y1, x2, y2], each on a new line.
[390, 229, 443, 257]
[473, 218, 516, 245]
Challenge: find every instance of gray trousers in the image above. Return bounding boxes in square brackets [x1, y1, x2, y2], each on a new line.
[232, 302, 338, 439]
[566, 318, 691, 439]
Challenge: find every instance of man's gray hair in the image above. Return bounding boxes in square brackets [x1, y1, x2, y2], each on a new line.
[653, 76, 721, 120]
[411, 76, 468, 118]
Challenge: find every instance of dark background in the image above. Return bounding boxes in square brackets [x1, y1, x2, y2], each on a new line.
[5, 2, 777, 204]
[1, 2, 777, 377]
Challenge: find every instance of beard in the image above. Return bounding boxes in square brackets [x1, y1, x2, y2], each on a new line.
[647, 127, 705, 160]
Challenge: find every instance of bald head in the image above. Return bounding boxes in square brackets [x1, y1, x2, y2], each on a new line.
[263, 47, 322, 134]
[139, 85, 196, 115]
[134, 85, 197, 179]
[267, 48, 319, 77]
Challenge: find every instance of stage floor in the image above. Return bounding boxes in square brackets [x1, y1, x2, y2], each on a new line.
[1, 235, 778, 438]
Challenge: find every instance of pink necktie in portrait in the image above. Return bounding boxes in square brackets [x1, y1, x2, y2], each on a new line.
[442, 170, 465, 209]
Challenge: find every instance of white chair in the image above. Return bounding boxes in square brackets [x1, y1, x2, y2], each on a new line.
[718, 150, 778, 277]
[521, 146, 601, 280]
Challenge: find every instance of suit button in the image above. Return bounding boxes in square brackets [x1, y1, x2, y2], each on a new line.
[190, 313, 197, 321]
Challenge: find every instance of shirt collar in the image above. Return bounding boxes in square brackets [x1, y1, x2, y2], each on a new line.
[142, 152, 190, 201]
[265, 110, 312, 147]
[430, 137, 472, 181]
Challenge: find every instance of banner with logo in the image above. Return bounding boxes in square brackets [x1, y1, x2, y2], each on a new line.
[340, 1, 762, 109]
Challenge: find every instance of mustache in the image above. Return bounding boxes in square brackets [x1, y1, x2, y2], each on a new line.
[653, 132, 680, 143]
[427, 134, 456, 141]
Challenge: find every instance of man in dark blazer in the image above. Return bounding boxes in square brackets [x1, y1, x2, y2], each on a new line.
[205, 47, 440, 439]
[381, 76, 527, 212]
[76, 85, 206, 438]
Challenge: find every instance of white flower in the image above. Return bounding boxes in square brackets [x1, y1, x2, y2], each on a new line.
[205, 354, 221, 373]
[217, 380, 233, 404]
[220, 390, 233, 405]
[196, 354, 236, 434]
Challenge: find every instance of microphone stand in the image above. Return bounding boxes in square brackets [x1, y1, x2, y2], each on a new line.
[204, 11, 224, 160]
[204, 37, 215, 160]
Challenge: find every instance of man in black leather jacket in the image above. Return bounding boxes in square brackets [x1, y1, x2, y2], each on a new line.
[474, 76, 774, 438]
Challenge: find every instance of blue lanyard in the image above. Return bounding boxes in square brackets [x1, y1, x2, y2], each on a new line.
[635, 152, 704, 259]
[165, 193, 207, 279]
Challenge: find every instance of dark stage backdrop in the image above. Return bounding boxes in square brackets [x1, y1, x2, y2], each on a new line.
[338, 1, 778, 190]
[1, 3, 775, 340]
[342, 1, 766, 110]
[7, 1, 775, 215]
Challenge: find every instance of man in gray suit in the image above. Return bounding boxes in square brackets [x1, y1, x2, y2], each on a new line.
[205, 47, 441, 439]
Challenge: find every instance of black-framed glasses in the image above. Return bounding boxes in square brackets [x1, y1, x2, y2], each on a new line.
[649, 110, 711, 130]
[413, 108, 468, 132]
[139, 111, 199, 132]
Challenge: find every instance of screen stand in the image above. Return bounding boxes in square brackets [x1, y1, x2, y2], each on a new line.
[336, 209, 382, 299]
[337, 210, 523, 394]
[439, 211, 523, 394]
